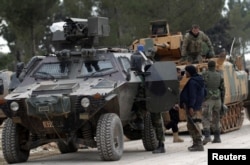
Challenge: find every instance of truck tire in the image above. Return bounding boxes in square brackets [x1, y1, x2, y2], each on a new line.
[142, 112, 158, 151]
[96, 113, 123, 161]
[2, 118, 30, 164]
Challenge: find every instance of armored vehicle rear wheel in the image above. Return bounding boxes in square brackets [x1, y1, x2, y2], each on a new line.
[96, 113, 123, 161]
[57, 136, 78, 154]
[2, 118, 30, 164]
[142, 112, 158, 151]
[220, 102, 244, 133]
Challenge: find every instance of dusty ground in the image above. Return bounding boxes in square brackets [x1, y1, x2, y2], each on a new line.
[0, 114, 250, 165]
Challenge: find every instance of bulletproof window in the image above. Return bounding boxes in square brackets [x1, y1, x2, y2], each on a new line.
[79, 60, 115, 77]
[152, 24, 167, 35]
[33, 62, 70, 79]
[118, 56, 130, 73]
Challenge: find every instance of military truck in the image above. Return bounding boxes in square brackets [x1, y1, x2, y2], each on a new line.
[131, 19, 249, 133]
[0, 69, 13, 125]
[1, 17, 179, 163]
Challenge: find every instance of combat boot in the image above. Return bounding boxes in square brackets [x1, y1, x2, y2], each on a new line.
[188, 140, 204, 152]
[152, 141, 165, 154]
[173, 132, 184, 143]
[202, 129, 211, 145]
[212, 130, 221, 143]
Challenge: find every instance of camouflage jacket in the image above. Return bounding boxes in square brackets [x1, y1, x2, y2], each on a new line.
[202, 69, 225, 101]
[181, 31, 214, 56]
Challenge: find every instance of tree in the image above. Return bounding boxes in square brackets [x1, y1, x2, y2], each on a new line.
[95, 0, 225, 48]
[0, 0, 60, 62]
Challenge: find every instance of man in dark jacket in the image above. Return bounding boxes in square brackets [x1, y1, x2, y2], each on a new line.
[180, 65, 205, 151]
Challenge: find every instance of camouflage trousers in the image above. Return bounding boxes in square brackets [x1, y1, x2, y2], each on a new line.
[202, 98, 221, 132]
[151, 112, 165, 142]
[185, 108, 203, 142]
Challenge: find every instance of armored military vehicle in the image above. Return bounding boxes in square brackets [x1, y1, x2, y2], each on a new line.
[1, 17, 179, 163]
[131, 20, 249, 133]
[0, 69, 13, 125]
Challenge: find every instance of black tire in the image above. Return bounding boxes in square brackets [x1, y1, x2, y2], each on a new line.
[57, 137, 78, 154]
[142, 112, 158, 151]
[96, 113, 123, 161]
[2, 118, 30, 164]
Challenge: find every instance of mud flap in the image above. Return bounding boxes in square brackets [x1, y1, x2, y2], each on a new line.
[145, 61, 179, 113]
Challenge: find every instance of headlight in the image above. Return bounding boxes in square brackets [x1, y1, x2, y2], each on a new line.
[10, 101, 19, 111]
[81, 97, 90, 108]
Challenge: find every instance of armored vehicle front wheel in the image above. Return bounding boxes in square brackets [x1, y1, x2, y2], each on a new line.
[96, 113, 124, 161]
[1, 118, 30, 164]
[142, 112, 158, 151]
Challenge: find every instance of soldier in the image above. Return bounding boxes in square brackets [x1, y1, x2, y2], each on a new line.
[202, 60, 225, 145]
[180, 65, 205, 151]
[129, 44, 146, 130]
[181, 24, 215, 64]
[130, 44, 166, 153]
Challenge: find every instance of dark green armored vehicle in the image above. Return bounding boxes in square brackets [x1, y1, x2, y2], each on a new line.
[1, 17, 179, 163]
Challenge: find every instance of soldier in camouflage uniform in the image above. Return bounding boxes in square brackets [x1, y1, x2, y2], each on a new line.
[202, 60, 225, 145]
[130, 45, 165, 154]
[181, 24, 215, 64]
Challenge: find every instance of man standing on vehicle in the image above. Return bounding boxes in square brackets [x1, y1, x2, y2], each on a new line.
[180, 65, 205, 151]
[202, 60, 225, 145]
[181, 24, 215, 64]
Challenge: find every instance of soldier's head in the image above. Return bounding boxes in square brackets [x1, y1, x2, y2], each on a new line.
[185, 65, 197, 78]
[191, 24, 200, 35]
[208, 60, 216, 70]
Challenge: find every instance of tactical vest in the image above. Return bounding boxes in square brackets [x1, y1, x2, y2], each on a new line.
[187, 37, 202, 53]
[203, 70, 221, 99]
[185, 32, 206, 54]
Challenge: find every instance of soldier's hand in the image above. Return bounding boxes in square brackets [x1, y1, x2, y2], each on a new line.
[189, 108, 194, 116]
[173, 104, 180, 110]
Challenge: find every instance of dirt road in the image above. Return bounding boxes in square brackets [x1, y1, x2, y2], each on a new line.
[0, 114, 250, 165]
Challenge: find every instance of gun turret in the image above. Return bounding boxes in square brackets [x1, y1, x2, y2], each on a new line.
[51, 17, 110, 51]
